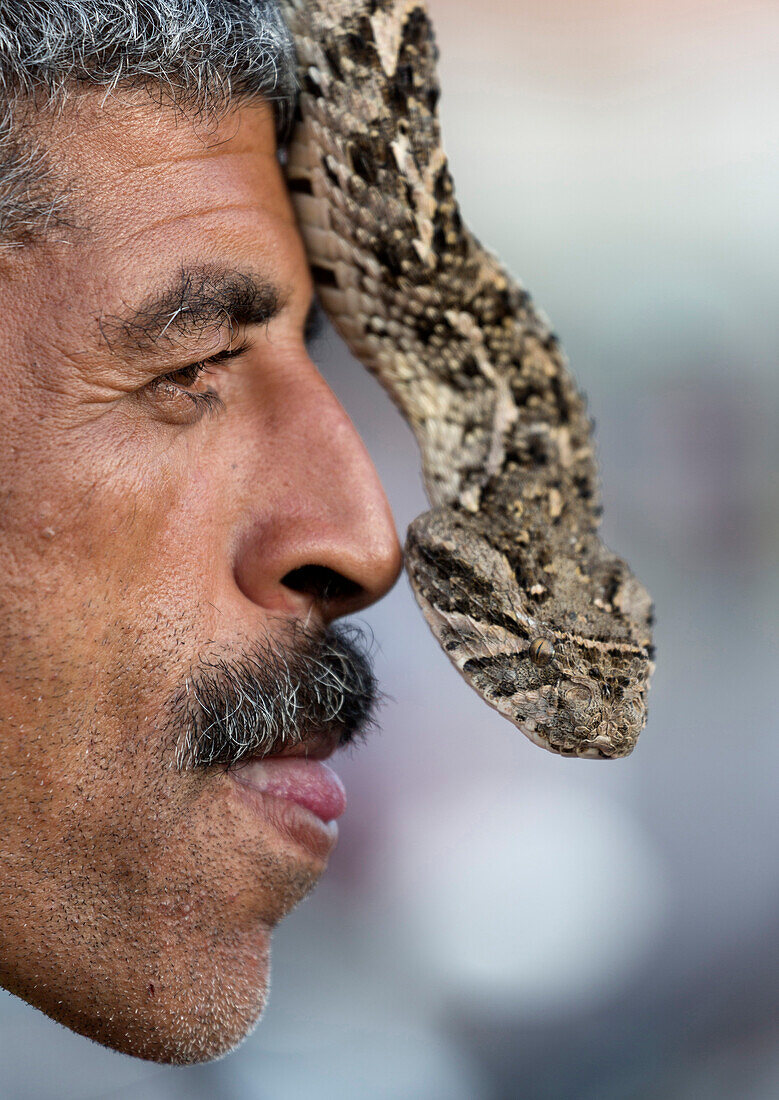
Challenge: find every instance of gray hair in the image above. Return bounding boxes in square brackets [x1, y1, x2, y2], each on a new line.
[172, 622, 380, 771]
[0, 0, 297, 247]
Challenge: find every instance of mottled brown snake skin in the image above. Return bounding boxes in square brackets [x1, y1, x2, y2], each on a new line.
[279, 0, 655, 757]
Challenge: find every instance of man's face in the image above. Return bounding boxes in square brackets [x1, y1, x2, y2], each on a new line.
[0, 91, 401, 1063]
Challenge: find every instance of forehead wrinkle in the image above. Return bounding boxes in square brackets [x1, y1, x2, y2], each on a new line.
[104, 204, 276, 250]
[104, 146, 282, 186]
[97, 262, 287, 358]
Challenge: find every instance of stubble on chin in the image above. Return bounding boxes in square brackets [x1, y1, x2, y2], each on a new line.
[46, 777, 326, 1064]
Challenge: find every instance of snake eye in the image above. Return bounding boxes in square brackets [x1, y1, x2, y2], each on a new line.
[529, 637, 555, 667]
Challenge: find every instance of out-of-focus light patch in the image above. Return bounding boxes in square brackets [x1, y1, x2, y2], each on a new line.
[380, 777, 668, 1014]
[237, 1023, 483, 1100]
[0, 991, 161, 1100]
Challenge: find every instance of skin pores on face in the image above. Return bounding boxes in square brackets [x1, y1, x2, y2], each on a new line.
[0, 89, 401, 1064]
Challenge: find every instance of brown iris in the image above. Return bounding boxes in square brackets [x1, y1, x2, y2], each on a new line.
[528, 637, 555, 667]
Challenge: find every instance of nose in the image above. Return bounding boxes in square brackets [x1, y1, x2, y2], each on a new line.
[233, 355, 403, 623]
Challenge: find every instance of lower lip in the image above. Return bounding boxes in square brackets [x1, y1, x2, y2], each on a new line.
[230, 757, 347, 831]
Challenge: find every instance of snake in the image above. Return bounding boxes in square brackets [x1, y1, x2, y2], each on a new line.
[278, 0, 655, 758]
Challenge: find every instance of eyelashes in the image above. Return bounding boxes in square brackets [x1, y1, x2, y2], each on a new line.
[146, 342, 249, 422]
[144, 301, 323, 426]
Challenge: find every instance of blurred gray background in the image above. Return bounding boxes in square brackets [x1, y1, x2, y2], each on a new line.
[2, 0, 777, 1096]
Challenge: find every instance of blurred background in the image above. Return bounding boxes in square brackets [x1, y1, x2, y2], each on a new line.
[1, 0, 777, 1096]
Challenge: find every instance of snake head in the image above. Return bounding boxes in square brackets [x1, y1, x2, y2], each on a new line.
[405, 507, 654, 758]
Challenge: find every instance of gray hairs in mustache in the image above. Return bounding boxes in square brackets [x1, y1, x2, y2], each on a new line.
[173, 622, 380, 771]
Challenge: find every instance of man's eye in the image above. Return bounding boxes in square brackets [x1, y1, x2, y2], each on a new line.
[166, 361, 211, 388]
[145, 343, 249, 424]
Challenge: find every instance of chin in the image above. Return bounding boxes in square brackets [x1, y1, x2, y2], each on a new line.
[60, 984, 270, 1066]
[133, 1001, 270, 1066]
[33, 940, 273, 1065]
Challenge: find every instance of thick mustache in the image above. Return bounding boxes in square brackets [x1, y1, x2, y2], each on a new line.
[172, 621, 380, 770]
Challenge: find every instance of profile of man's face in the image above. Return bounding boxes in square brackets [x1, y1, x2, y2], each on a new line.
[0, 89, 401, 1063]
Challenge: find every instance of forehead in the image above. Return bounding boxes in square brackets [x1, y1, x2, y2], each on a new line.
[29, 88, 308, 322]
[56, 88, 294, 226]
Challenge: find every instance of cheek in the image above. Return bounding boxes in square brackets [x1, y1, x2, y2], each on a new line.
[0, 410, 216, 627]
[0, 417, 219, 792]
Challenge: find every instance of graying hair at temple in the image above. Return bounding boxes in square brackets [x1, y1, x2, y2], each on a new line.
[0, 0, 297, 247]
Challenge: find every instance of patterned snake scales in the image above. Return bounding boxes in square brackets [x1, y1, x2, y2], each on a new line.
[279, 0, 655, 757]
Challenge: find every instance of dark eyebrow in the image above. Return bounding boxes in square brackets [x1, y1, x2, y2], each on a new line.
[97, 263, 284, 358]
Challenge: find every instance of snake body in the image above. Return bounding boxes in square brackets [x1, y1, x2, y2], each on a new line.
[279, 0, 654, 757]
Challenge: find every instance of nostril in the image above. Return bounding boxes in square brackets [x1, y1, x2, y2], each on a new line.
[281, 564, 363, 606]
